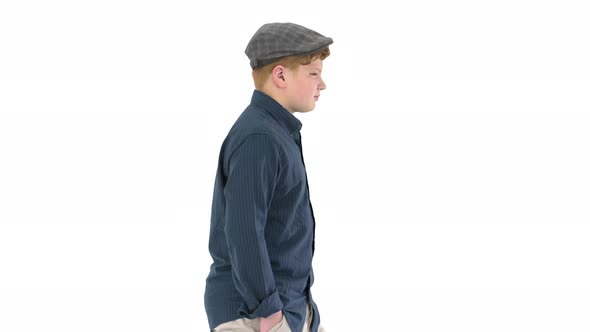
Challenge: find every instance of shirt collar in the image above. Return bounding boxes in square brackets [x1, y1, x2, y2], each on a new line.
[251, 90, 302, 136]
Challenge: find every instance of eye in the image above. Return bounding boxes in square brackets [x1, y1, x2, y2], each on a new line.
[310, 73, 318, 76]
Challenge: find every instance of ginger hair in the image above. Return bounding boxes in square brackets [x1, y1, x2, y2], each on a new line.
[252, 47, 330, 90]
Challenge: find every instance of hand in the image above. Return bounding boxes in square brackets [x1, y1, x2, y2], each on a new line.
[259, 310, 283, 332]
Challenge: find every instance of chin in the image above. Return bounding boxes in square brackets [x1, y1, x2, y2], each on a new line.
[294, 103, 316, 113]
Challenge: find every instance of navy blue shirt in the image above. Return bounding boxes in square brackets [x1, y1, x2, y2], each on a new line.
[204, 90, 320, 332]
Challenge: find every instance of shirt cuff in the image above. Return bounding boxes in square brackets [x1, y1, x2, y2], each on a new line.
[238, 290, 283, 319]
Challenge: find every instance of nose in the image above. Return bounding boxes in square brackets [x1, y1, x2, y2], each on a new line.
[319, 77, 326, 90]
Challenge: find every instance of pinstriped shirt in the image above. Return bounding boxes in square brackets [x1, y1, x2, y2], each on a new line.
[205, 90, 320, 332]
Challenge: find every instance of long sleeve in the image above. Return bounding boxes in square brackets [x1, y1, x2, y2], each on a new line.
[223, 133, 283, 318]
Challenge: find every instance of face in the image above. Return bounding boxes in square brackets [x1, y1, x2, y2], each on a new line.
[284, 59, 326, 113]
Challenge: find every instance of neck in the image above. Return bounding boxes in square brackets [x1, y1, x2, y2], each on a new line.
[259, 87, 293, 114]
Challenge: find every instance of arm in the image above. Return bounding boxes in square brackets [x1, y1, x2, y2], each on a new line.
[223, 134, 284, 320]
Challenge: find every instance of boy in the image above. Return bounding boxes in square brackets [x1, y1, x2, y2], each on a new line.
[204, 22, 332, 332]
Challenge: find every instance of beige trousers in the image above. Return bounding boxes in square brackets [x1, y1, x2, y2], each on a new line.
[212, 302, 325, 332]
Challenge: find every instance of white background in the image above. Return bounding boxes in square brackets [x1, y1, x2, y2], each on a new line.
[1, 0, 589, 331]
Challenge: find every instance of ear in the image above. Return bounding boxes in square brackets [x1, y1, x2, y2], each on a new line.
[271, 65, 288, 88]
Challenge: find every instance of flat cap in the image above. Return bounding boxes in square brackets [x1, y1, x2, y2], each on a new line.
[245, 22, 333, 69]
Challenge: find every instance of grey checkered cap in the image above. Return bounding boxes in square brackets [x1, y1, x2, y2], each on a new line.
[245, 22, 333, 69]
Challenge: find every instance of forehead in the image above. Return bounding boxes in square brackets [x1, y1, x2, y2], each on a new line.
[302, 59, 323, 70]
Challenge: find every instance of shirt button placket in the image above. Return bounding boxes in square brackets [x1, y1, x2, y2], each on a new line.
[294, 131, 317, 256]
